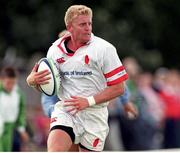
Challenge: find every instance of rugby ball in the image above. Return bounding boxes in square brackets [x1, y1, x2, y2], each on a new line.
[37, 58, 61, 96]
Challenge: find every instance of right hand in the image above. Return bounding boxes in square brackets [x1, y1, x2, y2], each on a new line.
[20, 131, 29, 151]
[123, 102, 138, 119]
[26, 63, 51, 87]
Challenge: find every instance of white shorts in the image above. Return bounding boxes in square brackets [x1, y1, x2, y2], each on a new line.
[50, 101, 109, 151]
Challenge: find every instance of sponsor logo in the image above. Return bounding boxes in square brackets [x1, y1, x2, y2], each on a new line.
[60, 71, 92, 76]
[56, 57, 65, 63]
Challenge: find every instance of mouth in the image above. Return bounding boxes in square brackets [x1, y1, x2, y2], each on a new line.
[84, 33, 91, 36]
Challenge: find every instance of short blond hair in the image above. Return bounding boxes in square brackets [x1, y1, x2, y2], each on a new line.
[64, 5, 93, 27]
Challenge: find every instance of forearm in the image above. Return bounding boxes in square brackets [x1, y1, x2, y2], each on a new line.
[94, 82, 125, 105]
[26, 63, 50, 92]
[63, 82, 126, 112]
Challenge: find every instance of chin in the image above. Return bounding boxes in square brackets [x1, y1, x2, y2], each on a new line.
[82, 40, 90, 44]
[83, 37, 91, 43]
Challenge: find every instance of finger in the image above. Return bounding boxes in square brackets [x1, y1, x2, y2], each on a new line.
[34, 73, 51, 82]
[34, 74, 51, 84]
[70, 109, 78, 116]
[32, 63, 39, 72]
[37, 76, 51, 83]
[127, 111, 137, 119]
[64, 99, 77, 103]
[63, 102, 76, 107]
[35, 70, 50, 76]
[70, 96, 78, 99]
[39, 81, 49, 85]
[66, 107, 77, 113]
[66, 107, 78, 115]
[75, 105, 80, 110]
[36, 80, 50, 84]
[129, 106, 138, 116]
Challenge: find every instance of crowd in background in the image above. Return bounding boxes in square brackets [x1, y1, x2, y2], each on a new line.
[106, 57, 180, 151]
[0, 54, 180, 151]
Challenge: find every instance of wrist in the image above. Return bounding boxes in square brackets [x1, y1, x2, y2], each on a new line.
[26, 76, 36, 88]
[27, 83, 36, 88]
[27, 82, 36, 88]
[26, 77, 33, 86]
[87, 96, 96, 106]
[27, 79, 39, 90]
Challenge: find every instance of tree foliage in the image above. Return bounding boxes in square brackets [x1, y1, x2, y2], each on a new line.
[0, 0, 180, 70]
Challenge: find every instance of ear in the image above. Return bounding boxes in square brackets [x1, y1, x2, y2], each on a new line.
[66, 24, 72, 33]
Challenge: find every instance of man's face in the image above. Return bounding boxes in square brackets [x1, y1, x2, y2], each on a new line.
[68, 15, 92, 44]
[2, 77, 17, 92]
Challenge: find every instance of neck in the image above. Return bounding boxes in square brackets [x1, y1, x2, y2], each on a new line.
[67, 36, 86, 51]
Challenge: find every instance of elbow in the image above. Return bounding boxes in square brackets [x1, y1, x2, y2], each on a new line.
[117, 82, 125, 96]
[120, 85, 125, 96]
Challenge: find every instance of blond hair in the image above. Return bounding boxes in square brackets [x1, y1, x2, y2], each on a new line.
[64, 5, 93, 27]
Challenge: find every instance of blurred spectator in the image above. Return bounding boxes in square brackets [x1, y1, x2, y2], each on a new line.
[32, 106, 50, 147]
[0, 67, 29, 151]
[12, 129, 21, 151]
[118, 57, 143, 150]
[106, 85, 138, 151]
[118, 57, 163, 150]
[154, 68, 180, 148]
[137, 72, 165, 149]
[41, 94, 59, 118]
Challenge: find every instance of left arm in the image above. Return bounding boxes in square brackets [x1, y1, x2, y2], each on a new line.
[64, 82, 125, 113]
[94, 82, 125, 105]
[64, 45, 128, 113]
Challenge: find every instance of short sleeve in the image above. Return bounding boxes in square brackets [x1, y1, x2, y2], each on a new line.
[47, 45, 55, 58]
[102, 46, 128, 86]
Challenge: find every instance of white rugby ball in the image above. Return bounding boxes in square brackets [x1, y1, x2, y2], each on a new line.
[37, 58, 61, 96]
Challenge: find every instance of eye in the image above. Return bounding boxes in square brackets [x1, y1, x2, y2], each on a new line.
[79, 23, 85, 27]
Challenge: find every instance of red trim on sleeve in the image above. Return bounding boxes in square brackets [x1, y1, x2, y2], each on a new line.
[104, 66, 125, 78]
[107, 74, 128, 86]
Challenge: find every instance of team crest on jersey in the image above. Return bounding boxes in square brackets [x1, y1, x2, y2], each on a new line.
[56, 57, 65, 63]
[85, 55, 89, 65]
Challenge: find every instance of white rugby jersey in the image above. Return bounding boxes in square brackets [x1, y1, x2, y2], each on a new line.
[47, 33, 128, 108]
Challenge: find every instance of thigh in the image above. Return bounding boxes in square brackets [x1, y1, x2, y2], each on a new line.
[49, 102, 80, 151]
[69, 144, 79, 152]
[47, 129, 72, 151]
